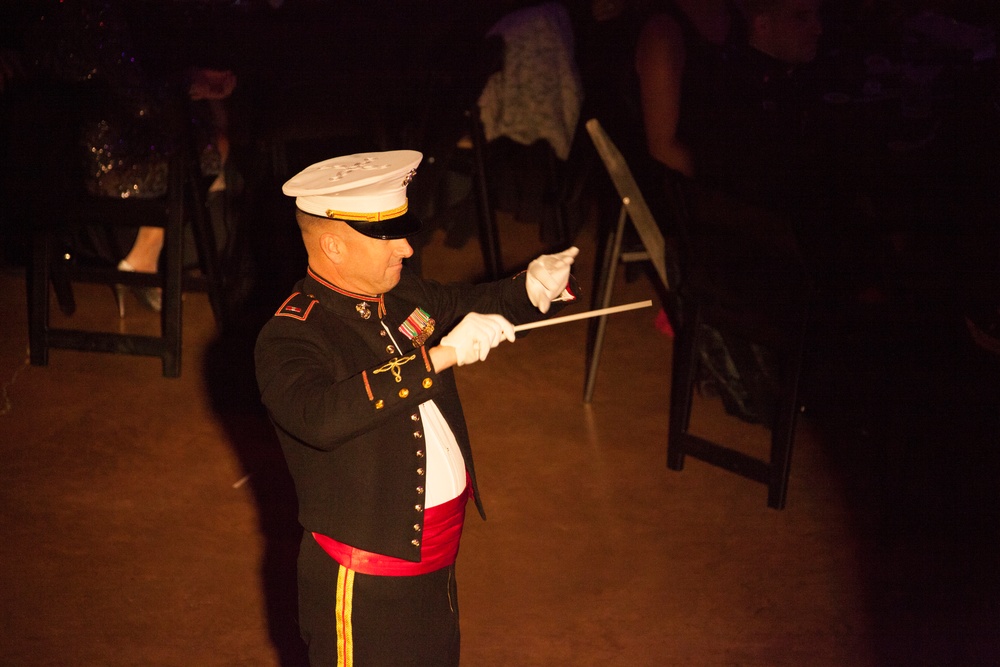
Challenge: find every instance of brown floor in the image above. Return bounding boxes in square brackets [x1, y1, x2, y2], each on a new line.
[1, 208, 998, 666]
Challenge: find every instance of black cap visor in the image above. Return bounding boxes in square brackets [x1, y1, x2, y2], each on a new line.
[340, 210, 422, 240]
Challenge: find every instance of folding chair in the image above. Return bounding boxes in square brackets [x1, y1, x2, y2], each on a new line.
[583, 117, 674, 403]
[584, 117, 812, 509]
[21, 82, 223, 378]
[663, 175, 813, 510]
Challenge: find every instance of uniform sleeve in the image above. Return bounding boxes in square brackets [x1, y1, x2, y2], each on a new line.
[255, 320, 444, 452]
[408, 270, 579, 335]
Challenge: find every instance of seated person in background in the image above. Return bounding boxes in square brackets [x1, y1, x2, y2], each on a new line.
[719, 0, 887, 303]
[18, 0, 238, 316]
[632, 1, 823, 306]
[119, 66, 236, 313]
[702, 0, 826, 215]
[641, 0, 881, 306]
[631, 0, 826, 219]
[632, 0, 820, 423]
[634, 0, 744, 181]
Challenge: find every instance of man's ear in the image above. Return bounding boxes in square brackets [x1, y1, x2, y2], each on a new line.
[319, 231, 345, 265]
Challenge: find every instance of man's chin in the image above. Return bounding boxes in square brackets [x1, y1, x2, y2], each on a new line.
[381, 270, 403, 292]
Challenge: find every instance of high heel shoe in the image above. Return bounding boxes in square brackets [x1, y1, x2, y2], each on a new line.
[114, 260, 163, 318]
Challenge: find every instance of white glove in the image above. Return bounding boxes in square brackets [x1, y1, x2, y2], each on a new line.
[526, 246, 579, 313]
[440, 313, 516, 366]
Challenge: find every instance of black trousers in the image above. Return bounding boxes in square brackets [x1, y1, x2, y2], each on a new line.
[297, 534, 461, 667]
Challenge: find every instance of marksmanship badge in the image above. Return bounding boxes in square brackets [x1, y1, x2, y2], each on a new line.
[398, 307, 435, 348]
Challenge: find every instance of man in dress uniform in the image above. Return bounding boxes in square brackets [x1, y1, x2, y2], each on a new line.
[254, 150, 579, 666]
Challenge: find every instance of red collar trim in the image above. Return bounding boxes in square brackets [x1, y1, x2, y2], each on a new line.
[308, 266, 384, 301]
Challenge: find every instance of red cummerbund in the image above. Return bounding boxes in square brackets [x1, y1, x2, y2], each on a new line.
[312, 483, 471, 576]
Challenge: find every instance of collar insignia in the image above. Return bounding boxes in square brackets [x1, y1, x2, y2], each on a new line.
[356, 302, 371, 320]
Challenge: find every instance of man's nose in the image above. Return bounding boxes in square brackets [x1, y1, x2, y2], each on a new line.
[394, 238, 414, 258]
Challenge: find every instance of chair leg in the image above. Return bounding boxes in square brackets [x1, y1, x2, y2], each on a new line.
[766, 403, 798, 510]
[160, 174, 185, 378]
[584, 205, 628, 403]
[667, 306, 701, 471]
[468, 108, 502, 280]
[766, 321, 808, 509]
[28, 230, 51, 367]
[50, 252, 76, 317]
[765, 395, 800, 509]
[185, 168, 225, 325]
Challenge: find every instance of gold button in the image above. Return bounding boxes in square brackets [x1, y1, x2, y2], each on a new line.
[416, 450, 425, 458]
[416, 468, 425, 476]
[386, 345, 395, 354]
[398, 388, 409, 398]
[416, 486, 424, 494]
[411, 413, 420, 422]
[413, 524, 421, 532]
[422, 378, 433, 389]
[414, 504, 423, 512]
[380, 330, 387, 337]
[413, 431, 422, 439]
[411, 539, 421, 547]
[375, 400, 384, 410]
